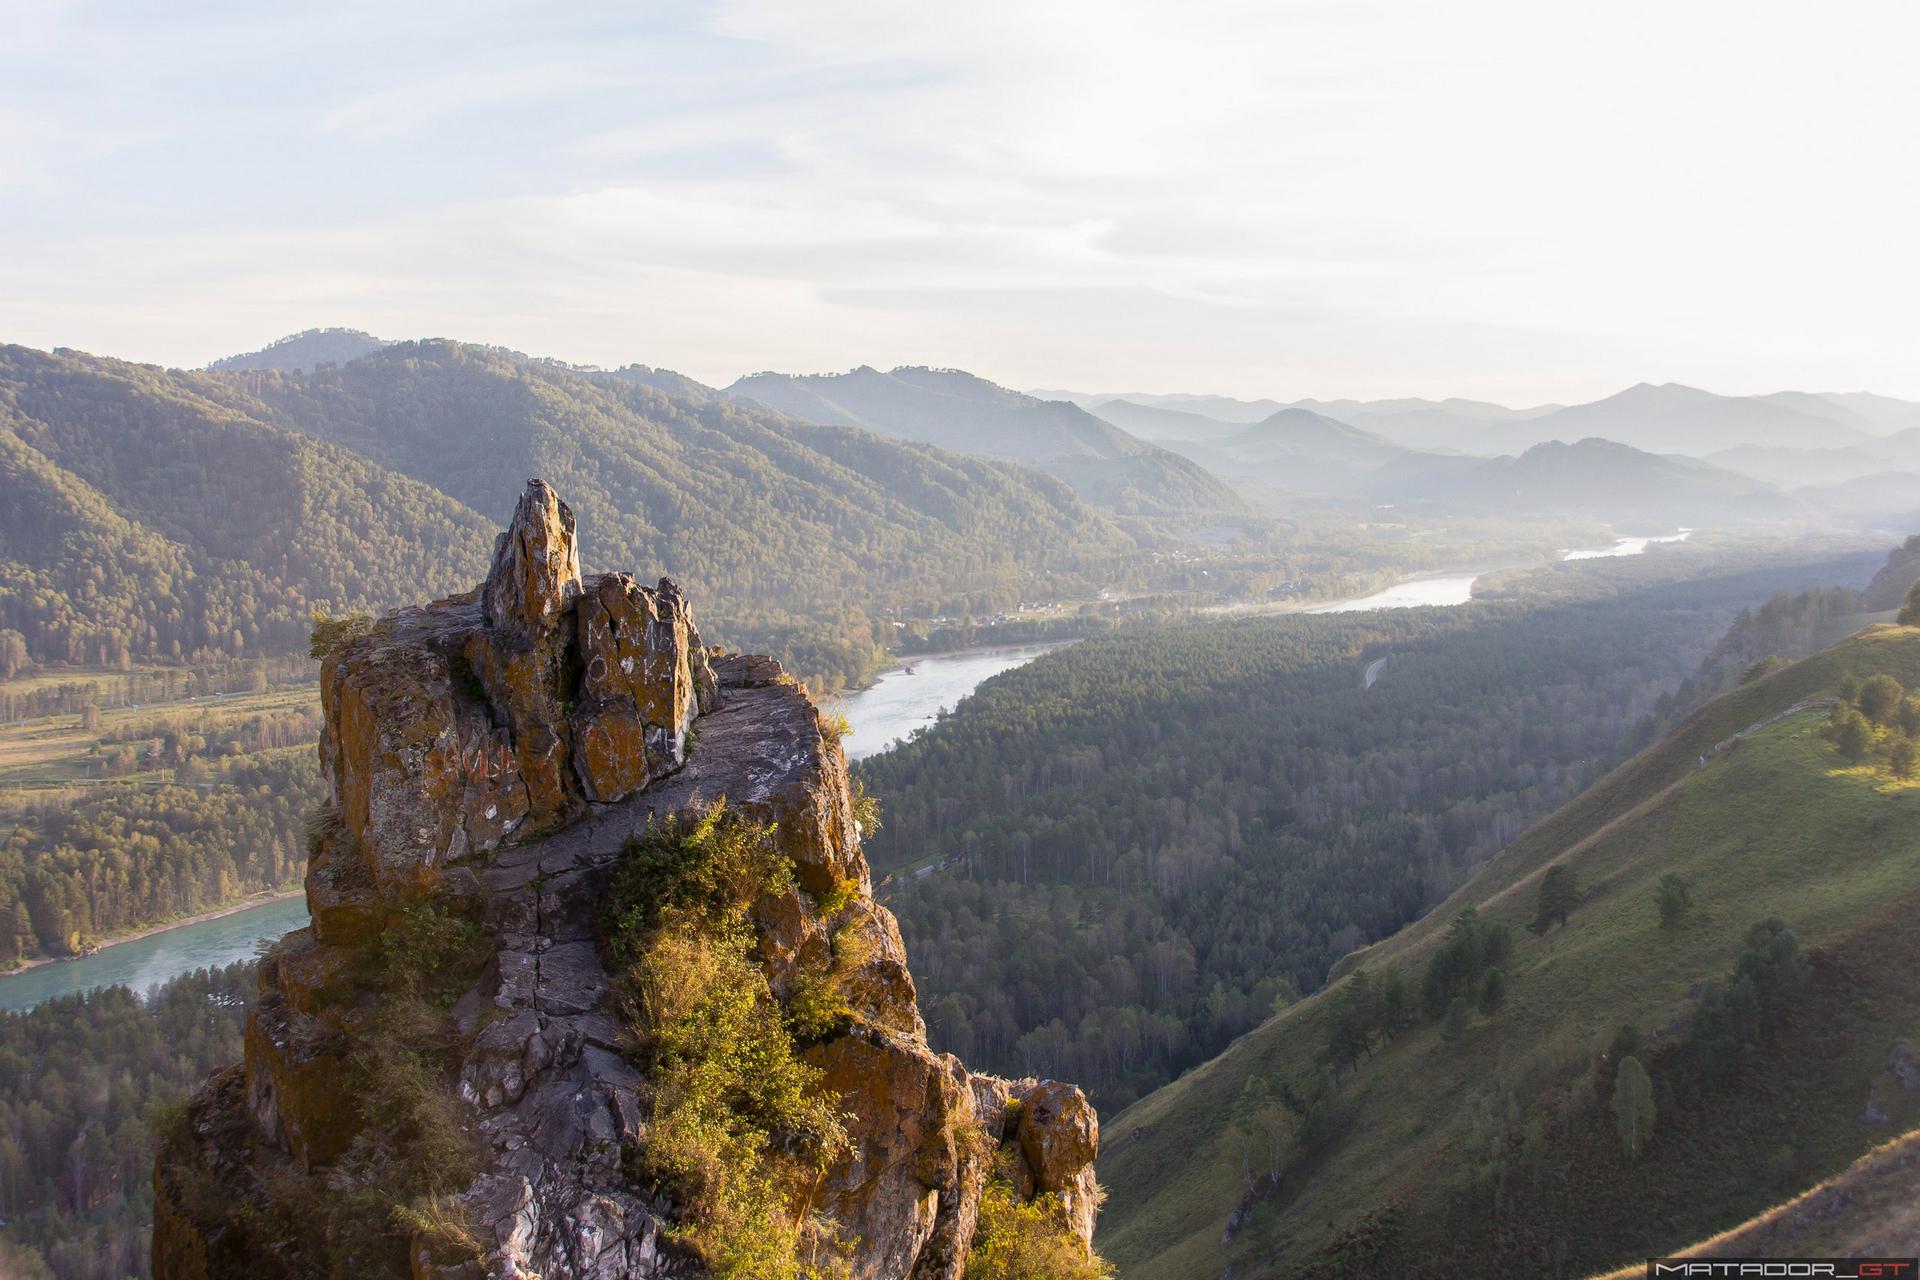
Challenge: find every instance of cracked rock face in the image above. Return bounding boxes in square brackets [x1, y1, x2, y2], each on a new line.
[153, 480, 1099, 1280]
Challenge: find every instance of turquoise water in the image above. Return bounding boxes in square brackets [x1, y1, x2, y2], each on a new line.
[0, 895, 310, 1012]
[2, 644, 1056, 1011]
[827, 644, 1062, 762]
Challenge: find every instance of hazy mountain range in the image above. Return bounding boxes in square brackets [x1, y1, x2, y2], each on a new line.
[204, 331, 1920, 533]
[1043, 380, 1920, 461]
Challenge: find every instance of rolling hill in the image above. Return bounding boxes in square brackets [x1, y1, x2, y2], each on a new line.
[1367, 437, 1801, 526]
[729, 366, 1245, 517]
[1100, 620, 1920, 1278]
[198, 341, 1141, 686]
[0, 343, 497, 666]
[205, 327, 389, 373]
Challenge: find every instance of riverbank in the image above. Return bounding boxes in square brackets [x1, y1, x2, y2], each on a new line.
[0, 888, 304, 979]
[826, 642, 1071, 762]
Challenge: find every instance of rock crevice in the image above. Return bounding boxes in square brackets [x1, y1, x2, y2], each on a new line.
[154, 480, 1098, 1280]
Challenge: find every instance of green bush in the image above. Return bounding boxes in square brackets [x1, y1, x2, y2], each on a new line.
[965, 1155, 1112, 1280]
[307, 610, 375, 660]
[601, 803, 853, 1279]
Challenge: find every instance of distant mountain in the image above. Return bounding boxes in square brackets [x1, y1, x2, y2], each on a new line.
[1368, 436, 1800, 526]
[1522, 382, 1874, 456]
[1031, 389, 1289, 424]
[1158, 406, 1409, 494]
[206, 342, 1138, 685]
[0, 344, 496, 665]
[728, 366, 1244, 517]
[1088, 397, 1240, 443]
[1794, 471, 1920, 533]
[0, 342, 1146, 688]
[207, 327, 388, 373]
[1055, 384, 1920, 458]
[1704, 443, 1895, 489]
[1778, 390, 1920, 435]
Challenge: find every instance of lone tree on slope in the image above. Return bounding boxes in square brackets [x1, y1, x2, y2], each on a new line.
[1612, 1055, 1657, 1160]
[1530, 864, 1581, 934]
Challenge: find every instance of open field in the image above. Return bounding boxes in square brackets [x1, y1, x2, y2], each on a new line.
[0, 683, 319, 792]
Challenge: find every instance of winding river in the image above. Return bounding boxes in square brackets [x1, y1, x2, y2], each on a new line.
[826, 643, 1065, 762]
[0, 895, 310, 1013]
[3, 535, 1693, 1011]
[1, 645, 1066, 1010]
[1308, 528, 1694, 615]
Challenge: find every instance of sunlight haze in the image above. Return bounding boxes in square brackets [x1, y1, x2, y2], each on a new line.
[3, 0, 1915, 402]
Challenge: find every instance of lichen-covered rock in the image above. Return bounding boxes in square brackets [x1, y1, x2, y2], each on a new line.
[803, 1028, 975, 1280]
[571, 573, 715, 804]
[481, 479, 580, 634]
[155, 481, 1099, 1280]
[1017, 1080, 1103, 1245]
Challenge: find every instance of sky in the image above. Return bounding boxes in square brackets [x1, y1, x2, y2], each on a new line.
[1, 0, 1916, 405]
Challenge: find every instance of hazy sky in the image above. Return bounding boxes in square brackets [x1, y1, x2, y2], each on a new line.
[2, 0, 1916, 403]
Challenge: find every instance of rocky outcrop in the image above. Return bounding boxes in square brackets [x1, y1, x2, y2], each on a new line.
[154, 480, 1098, 1280]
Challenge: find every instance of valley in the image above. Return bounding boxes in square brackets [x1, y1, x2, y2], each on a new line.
[1, 333, 1917, 1280]
[8, 14, 1919, 1277]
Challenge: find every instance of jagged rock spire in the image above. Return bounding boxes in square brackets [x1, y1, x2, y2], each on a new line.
[483, 479, 581, 633]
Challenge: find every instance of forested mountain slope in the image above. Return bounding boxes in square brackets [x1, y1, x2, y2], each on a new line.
[205, 328, 387, 373]
[1366, 437, 1800, 526]
[729, 365, 1246, 516]
[1100, 622, 1920, 1278]
[0, 341, 1146, 691]
[209, 340, 1138, 689]
[860, 544, 1880, 1112]
[0, 345, 497, 666]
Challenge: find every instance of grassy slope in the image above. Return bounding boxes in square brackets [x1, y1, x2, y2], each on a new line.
[1584, 1126, 1920, 1273]
[1101, 622, 1920, 1277]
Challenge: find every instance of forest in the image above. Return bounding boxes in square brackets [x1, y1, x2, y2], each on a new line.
[0, 964, 254, 1280]
[0, 751, 315, 962]
[4, 340, 1621, 695]
[859, 547, 1882, 1108]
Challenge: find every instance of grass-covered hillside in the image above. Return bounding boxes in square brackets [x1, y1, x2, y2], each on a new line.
[1100, 622, 1920, 1277]
[1585, 1126, 1920, 1274]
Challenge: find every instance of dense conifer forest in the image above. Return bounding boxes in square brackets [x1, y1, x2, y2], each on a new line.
[0, 752, 315, 962]
[0, 964, 253, 1280]
[861, 550, 1881, 1108]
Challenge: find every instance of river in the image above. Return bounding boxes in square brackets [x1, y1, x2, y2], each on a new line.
[0, 644, 1066, 1010]
[1561, 528, 1692, 561]
[0, 894, 310, 1013]
[1306, 529, 1693, 614]
[827, 643, 1065, 762]
[5, 536, 1693, 1011]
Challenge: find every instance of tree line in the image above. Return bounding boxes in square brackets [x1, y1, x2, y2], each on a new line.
[0, 963, 254, 1280]
[861, 552, 1876, 1108]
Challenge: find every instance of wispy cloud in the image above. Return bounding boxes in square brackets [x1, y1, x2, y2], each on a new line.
[0, 0, 1915, 401]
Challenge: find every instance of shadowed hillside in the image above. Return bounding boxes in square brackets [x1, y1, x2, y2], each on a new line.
[1101, 621, 1920, 1277]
